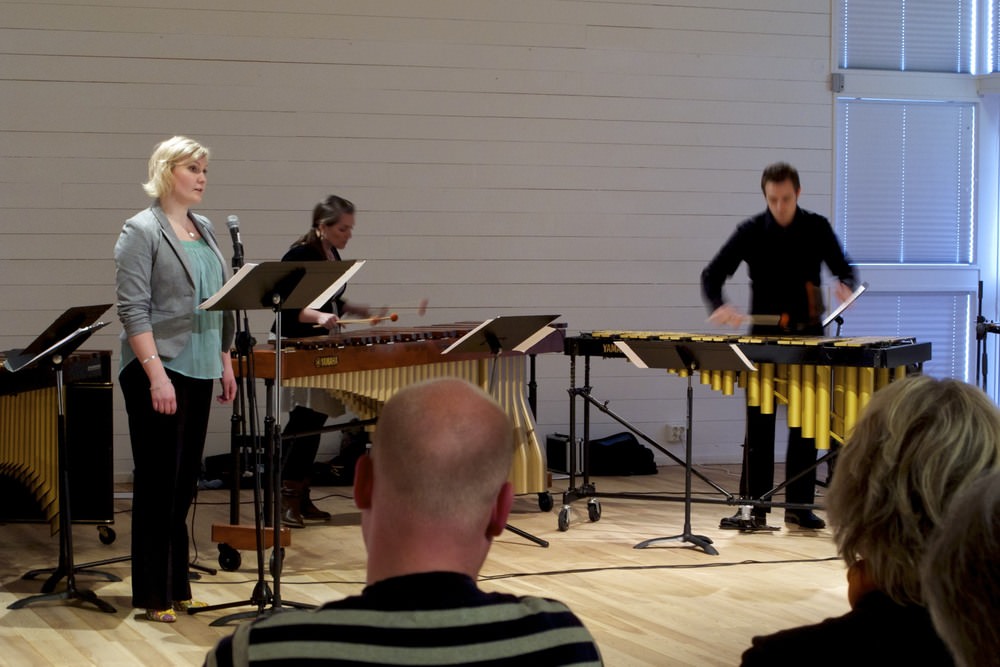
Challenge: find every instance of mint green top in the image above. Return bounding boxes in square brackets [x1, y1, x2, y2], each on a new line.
[120, 239, 224, 379]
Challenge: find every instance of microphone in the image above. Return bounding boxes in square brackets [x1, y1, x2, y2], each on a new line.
[226, 214, 244, 268]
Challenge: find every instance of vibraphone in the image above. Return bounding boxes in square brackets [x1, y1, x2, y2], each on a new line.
[569, 331, 932, 450]
[247, 322, 565, 497]
[0, 349, 114, 532]
[558, 331, 932, 531]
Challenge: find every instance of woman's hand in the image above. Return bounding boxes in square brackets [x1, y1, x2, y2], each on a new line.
[317, 312, 341, 330]
[218, 353, 237, 404]
[150, 379, 176, 415]
[345, 302, 388, 319]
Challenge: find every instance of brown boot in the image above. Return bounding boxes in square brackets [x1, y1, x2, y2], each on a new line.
[281, 481, 305, 528]
[300, 481, 331, 521]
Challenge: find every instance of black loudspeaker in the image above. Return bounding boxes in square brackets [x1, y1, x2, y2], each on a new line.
[0, 382, 114, 524]
[64, 382, 114, 523]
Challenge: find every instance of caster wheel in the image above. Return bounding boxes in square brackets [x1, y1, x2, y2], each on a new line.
[218, 543, 242, 571]
[538, 492, 554, 512]
[269, 547, 286, 578]
[587, 499, 602, 522]
[558, 507, 571, 532]
[97, 525, 116, 545]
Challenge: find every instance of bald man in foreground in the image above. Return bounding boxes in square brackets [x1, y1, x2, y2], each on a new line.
[205, 378, 603, 667]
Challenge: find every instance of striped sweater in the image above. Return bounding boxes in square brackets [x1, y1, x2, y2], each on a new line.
[205, 571, 603, 666]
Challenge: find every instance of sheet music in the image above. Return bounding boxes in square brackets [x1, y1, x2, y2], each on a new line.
[728, 343, 757, 372]
[614, 341, 649, 369]
[3, 321, 110, 373]
[441, 318, 496, 355]
[513, 325, 558, 353]
[441, 314, 560, 355]
[197, 260, 366, 311]
[305, 260, 365, 310]
[198, 262, 258, 311]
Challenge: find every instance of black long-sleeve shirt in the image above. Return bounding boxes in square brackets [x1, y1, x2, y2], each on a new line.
[701, 207, 857, 334]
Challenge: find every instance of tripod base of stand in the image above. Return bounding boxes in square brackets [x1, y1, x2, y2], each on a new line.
[22, 562, 122, 593]
[719, 506, 781, 532]
[504, 523, 548, 548]
[633, 533, 718, 556]
[192, 578, 315, 627]
[204, 599, 317, 627]
[719, 518, 781, 533]
[8, 577, 117, 613]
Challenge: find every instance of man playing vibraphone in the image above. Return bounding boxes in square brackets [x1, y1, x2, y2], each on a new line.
[701, 162, 858, 530]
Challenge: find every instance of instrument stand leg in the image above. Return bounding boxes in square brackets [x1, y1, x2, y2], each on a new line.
[504, 523, 549, 548]
[190, 398, 278, 625]
[9, 365, 116, 613]
[720, 405, 779, 533]
[187, 561, 218, 580]
[814, 446, 839, 489]
[753, 433, 832, 522]
[634, 379, 718, 555]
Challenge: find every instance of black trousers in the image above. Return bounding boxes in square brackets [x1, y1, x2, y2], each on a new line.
[120, 360, 213, 610]
[740, 405, 818, 515]
[281, 406, 328, 483]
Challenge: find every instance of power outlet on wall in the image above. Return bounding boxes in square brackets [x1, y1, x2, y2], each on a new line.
[666, 425, 686, 443]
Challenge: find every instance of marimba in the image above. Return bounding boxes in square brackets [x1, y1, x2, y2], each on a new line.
[246, 322, 565, 497]
[567, 331, 932, 449]
[0, 350, 114, 533]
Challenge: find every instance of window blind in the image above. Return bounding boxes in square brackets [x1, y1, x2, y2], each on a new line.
[839, 0, 974, 72]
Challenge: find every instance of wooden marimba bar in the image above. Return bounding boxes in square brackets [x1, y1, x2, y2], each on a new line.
[567, 331, 932, 449]
[247, 322, 565, 496]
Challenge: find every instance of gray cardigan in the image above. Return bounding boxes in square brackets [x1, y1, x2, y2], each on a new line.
[114, 204, 235, 361]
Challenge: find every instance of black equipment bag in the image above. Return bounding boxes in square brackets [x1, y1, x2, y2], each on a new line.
[312, 426, 370, 486]
[587, 431, 657, 476]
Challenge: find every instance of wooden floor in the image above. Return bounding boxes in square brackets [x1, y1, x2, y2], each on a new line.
[0, 465, 848, 666]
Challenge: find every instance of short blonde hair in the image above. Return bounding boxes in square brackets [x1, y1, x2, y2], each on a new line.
[828, 375, 1000, 606]
[142, 136, 209, 198]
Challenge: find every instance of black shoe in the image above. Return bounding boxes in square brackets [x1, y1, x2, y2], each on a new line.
[784, 510, 826, 529]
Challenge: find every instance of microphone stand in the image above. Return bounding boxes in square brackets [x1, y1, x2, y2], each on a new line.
[976, 280, 990, 393]
[973, 279, 1000, 397]
[190, 220, 278, 622]
[192, 226, 249, 578]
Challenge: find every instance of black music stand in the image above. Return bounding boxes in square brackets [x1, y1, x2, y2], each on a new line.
[193, 260, 363, 625]
[5, 304, 117, 613]
[444, 314, 561, 549]
[822, 281, 868, 336]
[616, 338, 756, 555]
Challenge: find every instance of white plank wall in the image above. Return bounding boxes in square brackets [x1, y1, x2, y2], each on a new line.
[0, 0, 834, 480]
